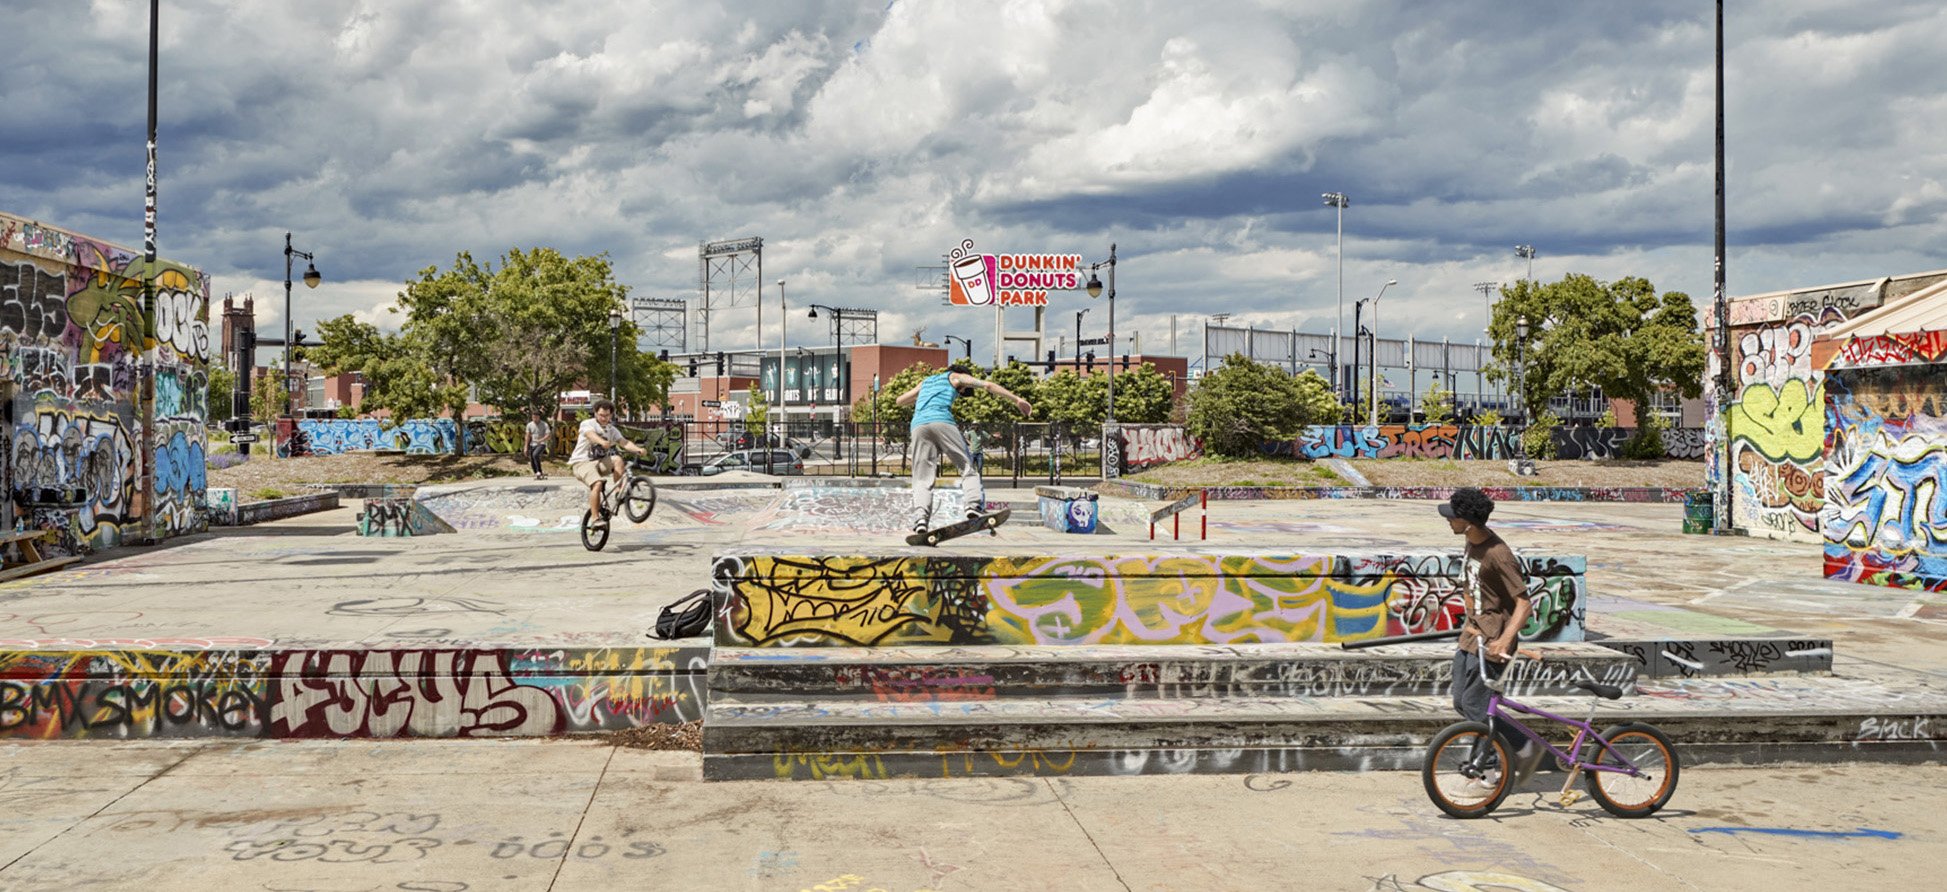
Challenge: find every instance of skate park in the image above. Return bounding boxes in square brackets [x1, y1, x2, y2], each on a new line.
[4, 474, 1941, 781]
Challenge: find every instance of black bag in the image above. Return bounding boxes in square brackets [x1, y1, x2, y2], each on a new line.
[652, 589, 713, 640]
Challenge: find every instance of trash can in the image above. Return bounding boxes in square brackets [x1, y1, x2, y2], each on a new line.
[1682, 490, 1713, 534]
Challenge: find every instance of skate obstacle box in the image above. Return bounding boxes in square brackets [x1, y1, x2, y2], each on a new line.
[1034, 485, 1098, 534]
[702, 550, 1621, 781]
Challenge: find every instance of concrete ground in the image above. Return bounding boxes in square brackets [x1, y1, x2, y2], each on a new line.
[4, 480, 1946, 886]
[5, 480, 1942, 662]
[0, 737, 1939, 891]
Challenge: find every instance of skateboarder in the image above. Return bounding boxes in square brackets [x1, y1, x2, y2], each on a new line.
[895, 362, 1031, 536]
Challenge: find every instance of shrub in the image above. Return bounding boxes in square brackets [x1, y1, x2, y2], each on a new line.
[1623, 412, 1670, 459]
[1522, 412, 1561, 459]
[1186, 354, 1339, 458]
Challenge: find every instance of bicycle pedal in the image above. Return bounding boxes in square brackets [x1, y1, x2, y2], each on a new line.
[1559, 790, 1582, 807]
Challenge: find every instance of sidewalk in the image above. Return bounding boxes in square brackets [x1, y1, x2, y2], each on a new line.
[1, 738, 1939, 890]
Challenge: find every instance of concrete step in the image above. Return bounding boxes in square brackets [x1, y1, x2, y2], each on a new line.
[702, 667, 1947, 780]
[708, 642, 1641, 701]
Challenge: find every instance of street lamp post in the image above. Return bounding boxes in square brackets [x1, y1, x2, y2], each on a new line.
[607, 306, 622, 406]
[776, 279, 786, 459]
[282, 233, 322, 418]
[1515, 245, 1536, 284]
[1515, 315, 1532, 425]
[1085, 243, 1117, 422]
[1074, 308, 1090, 363]
[1323, 192, 1349, 400]
[943, 335, 972, 363]
[1367, 279, 1397, 424]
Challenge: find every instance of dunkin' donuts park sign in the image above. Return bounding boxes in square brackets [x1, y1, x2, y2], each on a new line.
[947, 239, 1084, 308]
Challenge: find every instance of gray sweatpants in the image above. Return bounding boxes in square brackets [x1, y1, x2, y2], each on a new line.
[910, 422, 984, 518]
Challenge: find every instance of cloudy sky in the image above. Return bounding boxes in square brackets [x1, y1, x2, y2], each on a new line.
[5, 0, 1944, 372]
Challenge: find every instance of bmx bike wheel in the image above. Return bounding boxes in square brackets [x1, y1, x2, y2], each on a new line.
[624, 477, 657, 523]
[1423, 721, 1514, 819]
[1586, 723, 1679, 818]
[580, 509, 610, 551]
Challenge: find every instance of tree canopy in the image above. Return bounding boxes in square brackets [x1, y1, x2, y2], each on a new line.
[1489, 273, 1705, 453]
[306, 247, 676, 447]
[1185, 355, 1341, 457]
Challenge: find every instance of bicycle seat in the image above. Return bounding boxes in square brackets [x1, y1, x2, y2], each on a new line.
[1576, 681, 1624, 700]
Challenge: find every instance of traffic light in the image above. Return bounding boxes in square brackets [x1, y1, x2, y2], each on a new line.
[688, 357, 698, 376]
[1045, 349, 1056, 373]
[715, 352, 726, 375]
[1085, 351, 1095, 372]
[1121, 353, 1130, 371]
[658, 349, 670, 363]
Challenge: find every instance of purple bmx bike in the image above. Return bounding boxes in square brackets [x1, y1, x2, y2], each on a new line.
[1422, 635, 1680, 819]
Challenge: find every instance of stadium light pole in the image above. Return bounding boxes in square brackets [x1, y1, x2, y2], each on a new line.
[1515, 245, 1536, 284]
[1323, 192, 1349, 400]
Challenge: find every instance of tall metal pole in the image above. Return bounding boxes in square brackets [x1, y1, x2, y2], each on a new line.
[139, 0, 159, 542]
[1324, 192, 1348, 400]
[284, 234, 295, 418]
[1711, 0, 1732, 534]
[1105, 243, 1117, 424]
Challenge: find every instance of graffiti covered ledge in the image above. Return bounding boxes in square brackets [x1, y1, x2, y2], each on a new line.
[2, 211, 212, 551]
[710, 551, 1587, 647]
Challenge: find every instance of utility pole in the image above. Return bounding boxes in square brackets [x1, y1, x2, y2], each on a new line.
[1711, 0, 1732, 534]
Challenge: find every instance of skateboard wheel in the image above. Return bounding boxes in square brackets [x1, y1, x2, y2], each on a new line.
[926, 533, 941, 546]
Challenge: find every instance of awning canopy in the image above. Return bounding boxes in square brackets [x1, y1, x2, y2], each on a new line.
[1814, 278, 1947, 370]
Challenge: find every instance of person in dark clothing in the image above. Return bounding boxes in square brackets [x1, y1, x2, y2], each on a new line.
[1440, 487, 1544, 789]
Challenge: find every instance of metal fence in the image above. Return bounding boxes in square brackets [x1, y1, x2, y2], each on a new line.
[654, 419, 1103, 485]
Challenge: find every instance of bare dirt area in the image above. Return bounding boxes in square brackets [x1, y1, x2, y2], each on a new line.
[1129, 456, 1704, 489]
[208, 452, 562, 500]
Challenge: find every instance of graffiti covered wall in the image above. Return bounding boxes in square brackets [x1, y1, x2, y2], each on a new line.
[0, 644, 706, 740]
[713, 552, 1586, 648]
[1267, 424, 1706, 461]
[1, 212, 210, 550]
[1823, 359, 1947, 589]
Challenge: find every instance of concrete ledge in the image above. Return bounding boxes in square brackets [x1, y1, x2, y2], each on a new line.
[304, 482, 419, 500]
[1096, 480, 1699, 504]
[0, 643, 709, 739]
[225, 492, 341, 526]
[711, 552, 1590, 647]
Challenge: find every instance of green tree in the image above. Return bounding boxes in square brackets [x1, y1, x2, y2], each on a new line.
[318, 248, 677, 454]
[206, 363, 236, 424]
[1523, 411, 1562, 459]
[249, 371, 286, 426]
[954, 361, 1040, 426]
[744, 387, 769, 434]
[1035, 370, 1108, 429]
[1111, 363, 1175, 423]
[1489, 274, 1706, 455]
[1420, 380, 1455, 425]
[1185, 355, 1340, 458]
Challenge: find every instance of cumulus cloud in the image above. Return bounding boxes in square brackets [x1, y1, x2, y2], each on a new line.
[2, 0, 1942, 372]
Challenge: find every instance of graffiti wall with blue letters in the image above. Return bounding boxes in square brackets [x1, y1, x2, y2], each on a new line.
[1, 211, 210, 551]
[1822, 360, 1947, 590]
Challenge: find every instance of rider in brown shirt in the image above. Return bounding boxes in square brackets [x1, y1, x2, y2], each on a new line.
[1441, 487, 1541, 785]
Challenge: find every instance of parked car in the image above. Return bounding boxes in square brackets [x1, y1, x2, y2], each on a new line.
[698, 449, 804, 476]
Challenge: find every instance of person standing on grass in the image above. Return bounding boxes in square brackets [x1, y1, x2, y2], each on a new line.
[895, 362, 1031, 536]
[525, 410, 552, 480]
[1439, 487, 1543, 788]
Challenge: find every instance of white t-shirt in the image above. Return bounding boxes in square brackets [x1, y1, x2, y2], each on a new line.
[570, 418, 624, 464]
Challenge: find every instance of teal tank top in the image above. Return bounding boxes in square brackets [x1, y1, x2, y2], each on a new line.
[910, 372, 958, 429]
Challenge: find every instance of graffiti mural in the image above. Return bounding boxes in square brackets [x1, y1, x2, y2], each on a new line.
[0, 645, 706, 740]
[2, 212, 210, 549]
[290, 417, 461, 455]
[1823, 365, 1947, 590]
[1721, 309, 1851, 542]
[1103, 424, 1203, 477]
[1266, 424, 1702, 461]
[713, 552, 1586, 648]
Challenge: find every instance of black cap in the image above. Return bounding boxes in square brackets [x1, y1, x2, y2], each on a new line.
[1438, 488, 1494, 525]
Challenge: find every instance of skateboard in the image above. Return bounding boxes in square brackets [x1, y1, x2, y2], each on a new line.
[906, 508, 1011, 547]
